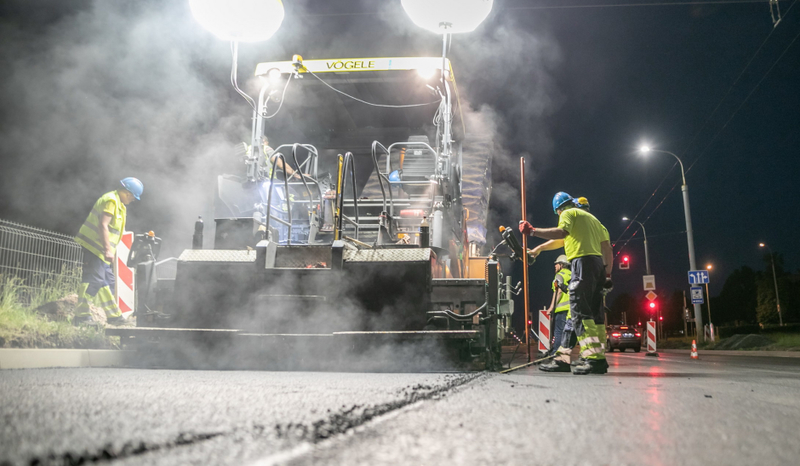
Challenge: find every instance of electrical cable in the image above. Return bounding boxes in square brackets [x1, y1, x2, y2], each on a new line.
[614, 0, 798, 248]
[261, 76, 293, 119]
[230, 41, 257, 111]
[506, 0, 779, 10]
[305, 69, 440, 108]
[296, 0, 772, 18]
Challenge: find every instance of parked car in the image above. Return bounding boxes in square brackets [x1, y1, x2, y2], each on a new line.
[606, 325, 641, 352]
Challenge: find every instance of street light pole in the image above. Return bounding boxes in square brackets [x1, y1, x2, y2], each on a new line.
[639, 147, 704, 342]
[623, 217, 651, 275]
[705, 264, 714, 340]
[759, 243, 783, 326]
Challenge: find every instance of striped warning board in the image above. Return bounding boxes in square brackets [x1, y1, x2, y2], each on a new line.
[538, 308, 551, 353]
[646, 320, 657, 354]
[114, 232, 135, 318]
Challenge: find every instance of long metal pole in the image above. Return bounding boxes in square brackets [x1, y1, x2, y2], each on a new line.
[637, 221, 651, 276]
[769, 252, 783, 326]
[681, 184, 704, 342]
[651, 149, 704, 341]
[705, 282, 713, 339]
[520, 157, 531, 362]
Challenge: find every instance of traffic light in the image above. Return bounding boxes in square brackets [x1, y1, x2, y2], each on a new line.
[619, 255, 630, 270]
[647, 300, 658, 313]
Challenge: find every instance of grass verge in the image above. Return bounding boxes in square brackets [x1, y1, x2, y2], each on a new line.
[0, 275, 116, 349]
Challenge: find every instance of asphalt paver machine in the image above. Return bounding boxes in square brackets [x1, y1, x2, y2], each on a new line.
[109, 56, 512, 370]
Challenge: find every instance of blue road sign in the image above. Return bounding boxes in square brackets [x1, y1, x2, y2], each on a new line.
[688, 270, 710, 285]
[690, 286, 704, 304]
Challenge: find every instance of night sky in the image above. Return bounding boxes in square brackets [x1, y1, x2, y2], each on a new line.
[1, 0, 798, 323]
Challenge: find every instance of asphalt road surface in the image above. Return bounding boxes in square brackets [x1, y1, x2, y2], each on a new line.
[2, 351, 799, 465]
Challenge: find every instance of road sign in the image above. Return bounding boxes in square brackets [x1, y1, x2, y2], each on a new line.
[690, 286, 704, 304]
[645, 290, 658, 301]
[643, 275, 656, 291]
[688, 270, 710, 285]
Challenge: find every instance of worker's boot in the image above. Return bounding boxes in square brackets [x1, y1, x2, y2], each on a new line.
[539, 359, 571, 372]
[572, 358, 608, 375]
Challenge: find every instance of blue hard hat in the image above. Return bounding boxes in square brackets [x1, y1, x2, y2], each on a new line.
[120, 177, 143, 200]
[552, 191, 573, 214]
[388, 170, 402, 182]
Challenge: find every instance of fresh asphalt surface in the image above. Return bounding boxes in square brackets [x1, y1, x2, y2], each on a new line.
[2, 352, 799, 466]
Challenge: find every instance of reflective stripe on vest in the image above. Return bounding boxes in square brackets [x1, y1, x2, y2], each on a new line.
[553, 268, 571, 313]
[75, 190, 126, 263]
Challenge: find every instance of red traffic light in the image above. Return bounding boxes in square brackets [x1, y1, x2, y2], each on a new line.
[659, 316, 663, 321]
[619, 255, 630, 270]
[527, 320, 532, 325]
[649, 302, 656, 309]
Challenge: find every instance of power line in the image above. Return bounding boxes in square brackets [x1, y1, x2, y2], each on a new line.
[507, 0, 774, 10]
[296, 0, 772, 17]
[618, 0, 797, 244]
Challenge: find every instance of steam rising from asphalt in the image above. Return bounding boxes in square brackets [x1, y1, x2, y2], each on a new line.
[0, 1, 273, 253]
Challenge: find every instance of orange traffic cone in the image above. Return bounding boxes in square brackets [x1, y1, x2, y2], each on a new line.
[690, 340, 699, 359]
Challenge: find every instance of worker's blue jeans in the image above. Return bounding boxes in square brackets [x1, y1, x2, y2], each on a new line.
[549, 311, 567, 355]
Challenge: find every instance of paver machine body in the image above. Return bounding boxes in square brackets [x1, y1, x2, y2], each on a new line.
[111, 56, 513, 370]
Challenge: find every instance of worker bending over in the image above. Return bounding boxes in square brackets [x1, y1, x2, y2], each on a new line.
[546, 255, 572, 356]
[520, 192, 613, 374]
[73, 177, 143, 326]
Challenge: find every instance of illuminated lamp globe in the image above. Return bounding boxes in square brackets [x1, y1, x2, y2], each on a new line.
[189, 0, 285, 43]
[401, 0, 493, 34]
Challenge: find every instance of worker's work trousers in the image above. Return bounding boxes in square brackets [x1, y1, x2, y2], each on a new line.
[75, 248, 122, 319]
[549, 311, 567, 355]
[555, 255, 606, 362]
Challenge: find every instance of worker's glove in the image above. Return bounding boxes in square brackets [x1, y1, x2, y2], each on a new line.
[518, 220, 533, 236]
[602, 277, 614, 295]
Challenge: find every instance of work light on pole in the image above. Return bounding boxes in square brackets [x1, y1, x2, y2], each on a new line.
[401, 0, 494, 34]
[189, 0, 285, 43]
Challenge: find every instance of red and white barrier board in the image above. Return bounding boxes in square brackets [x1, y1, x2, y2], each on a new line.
[538, 308, 551, 353]
[114, 232, 135, 318]
[646, 320, 657, 354]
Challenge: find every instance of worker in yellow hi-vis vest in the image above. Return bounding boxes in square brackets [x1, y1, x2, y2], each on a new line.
[73, 177, 143, 326]
[546, 255, 572, 356]
[520, 192, 613, 375]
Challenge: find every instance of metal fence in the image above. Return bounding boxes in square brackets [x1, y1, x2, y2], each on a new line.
[0, 219, 83, 300]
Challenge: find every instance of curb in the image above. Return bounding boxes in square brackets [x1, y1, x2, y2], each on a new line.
[0, 349, 135, 369]
[660, 349, 800, 358]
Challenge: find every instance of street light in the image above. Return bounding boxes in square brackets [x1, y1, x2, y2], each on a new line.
[759, 242, 783, 326]
[622, 216, 651, 275]
[638, 145, 704, 341]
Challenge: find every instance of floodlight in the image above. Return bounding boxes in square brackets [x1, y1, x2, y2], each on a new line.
[189, 0, 285, 43]
[401, 0, 493, 34]
[639, 145, 651, 154]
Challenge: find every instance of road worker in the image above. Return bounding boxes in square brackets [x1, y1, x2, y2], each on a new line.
[546, 255, 571, 356]
[74, 177, 142, 326]
[260, 136, 299, 179]
[519, 192, 613, 374]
